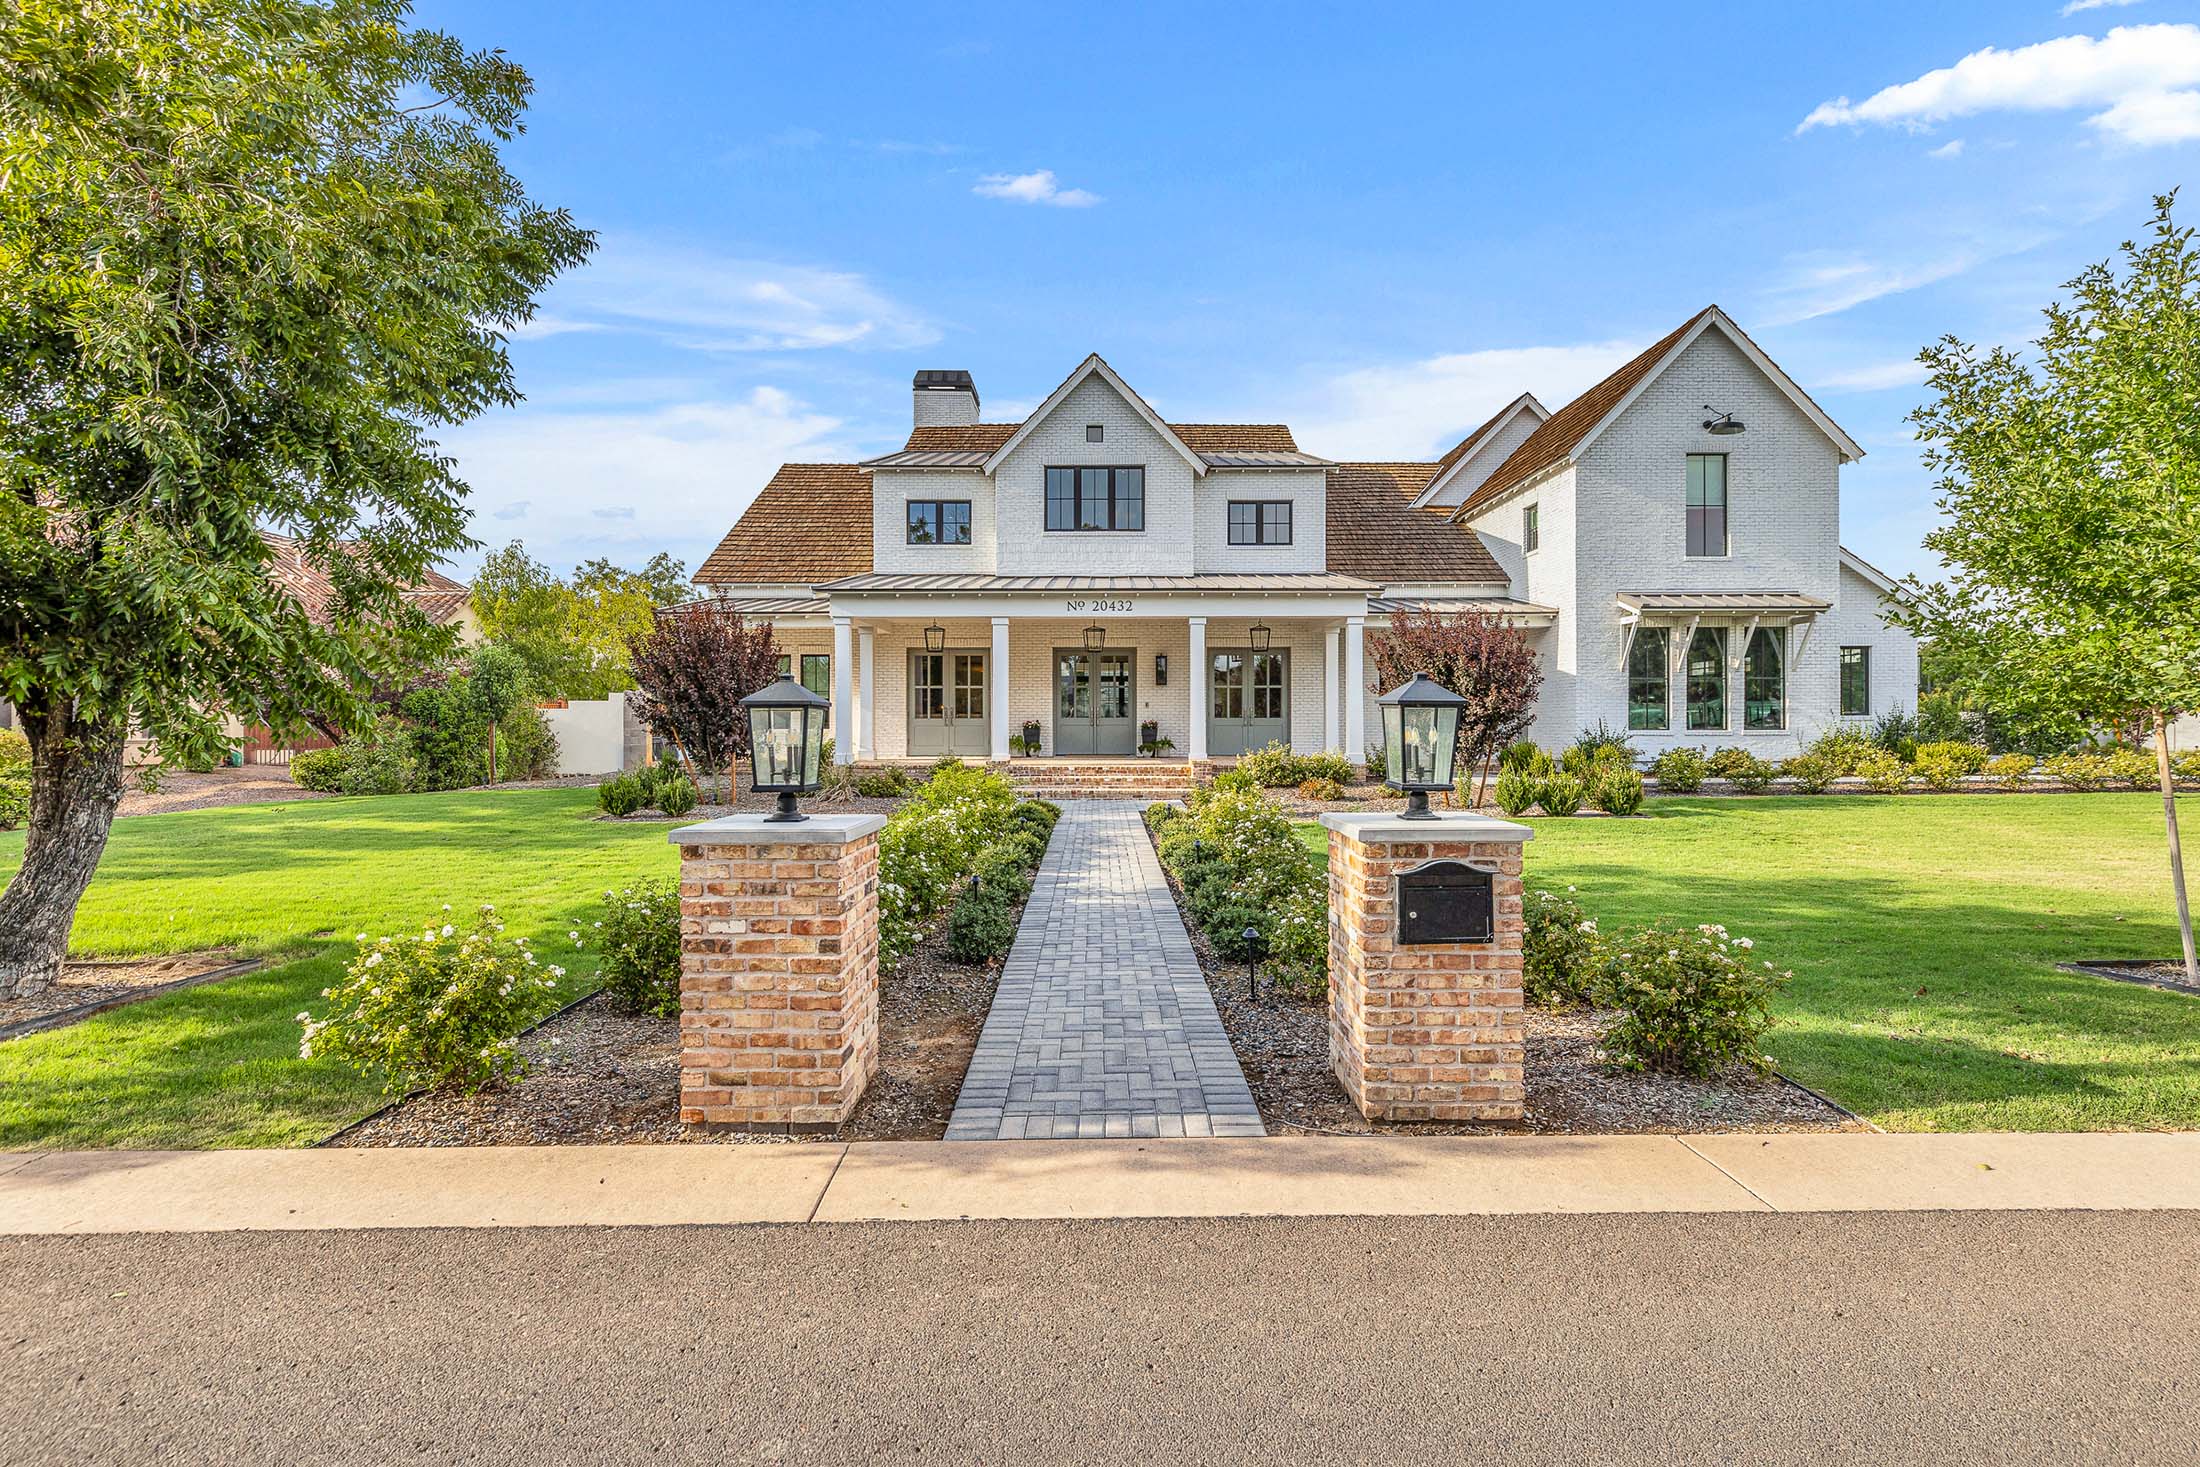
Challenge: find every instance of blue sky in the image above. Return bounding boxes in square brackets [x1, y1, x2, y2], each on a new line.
[418, 0, 2200, 584]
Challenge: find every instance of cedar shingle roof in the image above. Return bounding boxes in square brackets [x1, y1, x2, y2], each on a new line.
[260, 532, 472, 626]
[903, 424, 1020, 453]
[1457, 307, 1714, 518]
[694, 464, 873, 585]
[1324, 464, 1506, 584]
[897, 422, 1297, 455]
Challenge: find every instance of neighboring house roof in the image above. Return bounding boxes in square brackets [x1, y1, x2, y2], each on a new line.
[1324, 464, 1507, 584]
[260, 531, 472, 627]
[1456, 305, 1865, 521]
[819, 572, 1378, 594]
[694, 463, 873, 585]
[1410, 392, 1550, 508]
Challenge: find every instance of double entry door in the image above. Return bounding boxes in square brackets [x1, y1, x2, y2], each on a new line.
[1053, 648, 1135, 755]
[1208, 649, 1289, 757]
[907, 650, 989, 757]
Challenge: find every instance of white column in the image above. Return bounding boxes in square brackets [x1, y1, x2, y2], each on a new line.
[830, 617, 854, 765]
[1343, 615, 1366, 768]
[856, 626, 876, 760]
[989, 617, 1011, 761]
[1186, 617, 1208, 762]
[1323, 624, 1343, 754]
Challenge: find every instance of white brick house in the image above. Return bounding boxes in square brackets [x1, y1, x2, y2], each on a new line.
[694, 308, 1918, 767]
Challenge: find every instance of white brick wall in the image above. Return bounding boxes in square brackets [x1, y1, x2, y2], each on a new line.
[991, 376, 1198, 577]
[1818, 559, 1919, 733]
[1466, 467, 1579, 743]
[1192, 469, 1328, 573]
[1421, 407, 1544, 508]
[871, 469, 996, 575]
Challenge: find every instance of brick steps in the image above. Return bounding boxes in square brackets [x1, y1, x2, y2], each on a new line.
[1001, 760, 1199, 802]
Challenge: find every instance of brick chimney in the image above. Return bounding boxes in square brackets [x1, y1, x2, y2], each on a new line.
[912, 369, 980, 429]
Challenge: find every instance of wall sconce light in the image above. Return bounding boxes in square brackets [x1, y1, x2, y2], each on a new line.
[1154, 653, 1168, 686]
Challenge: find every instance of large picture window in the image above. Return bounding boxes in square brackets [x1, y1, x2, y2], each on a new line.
[1686, 454, 1728, 557]
[1840, 646, 1871, 716]
[1744, 627, 1786, 731]
[906, 499, 971, 545]
[1627, 628, 1670, 731]
[1685, 627, 1727, 731]
[1045, 466, 1144, 531]
[1226, 500, 1292, 545]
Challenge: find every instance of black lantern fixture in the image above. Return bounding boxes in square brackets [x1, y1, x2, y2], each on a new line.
[739, 674, 830, 822]
[923, 622, 947, 653]
[1247, 622, 1272, 652]
[1082, 622, 1106, 651]
[1376, 673, 1468, 820]
[1701, 404, 1745, 436]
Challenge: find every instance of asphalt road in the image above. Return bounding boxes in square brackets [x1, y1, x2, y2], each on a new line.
[4, 1211, 2197, 1465]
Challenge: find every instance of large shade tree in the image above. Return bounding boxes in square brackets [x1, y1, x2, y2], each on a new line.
[471, 540, 688, 699]
[1895, 193, 2200, 980]
[1366, 609, 1543, 805]
[0, 0, 591, 996]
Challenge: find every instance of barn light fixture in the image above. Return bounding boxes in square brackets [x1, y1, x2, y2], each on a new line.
[1702, 405, 1745, 436]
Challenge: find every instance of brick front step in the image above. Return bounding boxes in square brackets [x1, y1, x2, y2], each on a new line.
[1000, 760, 1199, 801]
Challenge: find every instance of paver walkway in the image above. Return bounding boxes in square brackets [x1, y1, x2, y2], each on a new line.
[946, 801, 1265, 1141]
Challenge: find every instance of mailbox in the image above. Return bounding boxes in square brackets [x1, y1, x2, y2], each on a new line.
[1395, 860, 1494, 945]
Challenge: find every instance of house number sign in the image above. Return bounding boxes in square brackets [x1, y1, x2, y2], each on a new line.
[1066, 598, 1133, 614]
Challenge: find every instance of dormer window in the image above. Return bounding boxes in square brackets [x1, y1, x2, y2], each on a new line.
[906, 499, 972, 545]
[1045, 466, 1144, 531]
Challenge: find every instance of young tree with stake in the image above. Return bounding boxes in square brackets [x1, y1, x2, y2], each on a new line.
[1366, 609, 1543, 806]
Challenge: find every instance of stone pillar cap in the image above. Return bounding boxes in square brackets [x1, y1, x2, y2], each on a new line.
[1317, 809, 1534, 844]
[668, 813, 888, 846]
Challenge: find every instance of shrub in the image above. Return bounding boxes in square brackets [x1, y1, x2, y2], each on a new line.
[1648, 746, 1707, 793]
[1914, 740, 1989, 777]
[1915, 691, 1967, 745]
[1856, 749, 1910, 793]
[298, 904, 568, 1092]
[944, 880, 1018, 963]
[972, 841, 1037, 903]
[1589, 764, 1645, 815]
[496, 705, 560, 781]
[1012, 801, 1061, 844]
[1492, 767, 1540, 817]
[1724, 754, 1777, 794]
[1018, 796, 1063, 828]
[1803, 726, 1875, 776]
[1704, 747, 1753, 781]
[1598, 922, 1787, 1078]
[1987, 752, 2037, 790]
[1779, 752, 1837, 794]
[2103, 746, 2157, 790]
[597, 772, 646, 817]
[1574, 721, 1640, 764]
[1207, 905, 1272, 964]
[2042, 752, 2107, 792]
[1498, 740, 1550, 776]
[336, 729, 416, 795]
[1153, 781, 1327, 993]
[1536, 773, 1586, 816]
[595, 879, 681, 1017]
[1238, 741, 1304, 787]
[0, 767, 26, 830]
[2174, 750, 2200, 785]
[1871, 706, 1919, 757]
[1144, 802, 1183, 836]
[876, 763, 1021, 964]
[1297, 776, 1345, 801]
[854, 766, 914, 798]
[289, 747, 344, 792]
[654, 774, 699, 817]
[1524, 887, 1602, 1006]
[1297, 751, 1354, 785]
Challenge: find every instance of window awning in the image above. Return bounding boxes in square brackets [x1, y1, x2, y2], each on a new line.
[1368, 596, 1559, 626]
[1615, 590, 1830, 617]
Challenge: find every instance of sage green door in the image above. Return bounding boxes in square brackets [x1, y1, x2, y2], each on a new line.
[1052, 649, 1135, 756]
[1208, 649, 1289, 757]
[907, 650, 989, 758]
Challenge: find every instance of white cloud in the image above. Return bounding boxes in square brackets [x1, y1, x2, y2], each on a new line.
[972, 170, 1102, 207]
[1927, 138, 1966, 158]
[2063, 0, 2141, 14]
[1798, 23, 2200, 146]
[1757, 249, 1984, 324]
[1284, 340, 1644, 460]
[1813, 359, 1931, 392]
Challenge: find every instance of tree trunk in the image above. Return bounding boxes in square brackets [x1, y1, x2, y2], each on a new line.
[0, 705, 128, 999]
[2151, 710, 2197, 983]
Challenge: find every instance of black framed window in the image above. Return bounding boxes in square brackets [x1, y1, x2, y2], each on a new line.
[1045, 466, 1144, 531]
[1686, 454, 1728, 557]
[1627, 627, 1669, 731]
[774, 654, 833, 723]
[1744, 628, 1786, 731]
[1226, 500, 1292, 545]
[906, 499, 971, 545]
[1523, 503, 1540, 553]
[1686, 627, 1727, 731]
[1840, 646, 1871, 716]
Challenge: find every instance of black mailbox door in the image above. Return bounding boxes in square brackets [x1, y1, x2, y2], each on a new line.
[1396, 861, 1494, 945]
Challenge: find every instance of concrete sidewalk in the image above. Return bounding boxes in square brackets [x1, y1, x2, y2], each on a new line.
[3, 1131, 2198, 1233]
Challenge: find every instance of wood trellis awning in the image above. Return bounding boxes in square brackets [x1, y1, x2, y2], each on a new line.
[1614, 590, 1832, 672]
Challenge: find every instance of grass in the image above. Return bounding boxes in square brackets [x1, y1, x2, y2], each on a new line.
[1297, 795, 2200, 1132]
[0, 788, 679, 1149]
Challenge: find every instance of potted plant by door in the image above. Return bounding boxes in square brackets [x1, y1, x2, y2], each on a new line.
[1021, 720, 1042, 753]
[1139, 719, 1159, 752]
[1137, 735, 1175, 759]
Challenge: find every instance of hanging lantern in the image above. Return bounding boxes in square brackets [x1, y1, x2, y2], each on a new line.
[1376, 674, 1468, 820]
[1248, 623, 1272, 652]
[923, 623, 947, 653]
[739, 674, 830, 822]
[1083, 623, 1106, 651]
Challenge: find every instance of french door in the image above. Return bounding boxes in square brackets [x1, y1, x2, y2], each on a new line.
[1052, 649, 1135, 755]
[1208, 649, 1289, 757]
[908, 650, 989, 757]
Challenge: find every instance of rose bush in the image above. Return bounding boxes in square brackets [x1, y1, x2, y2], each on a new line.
[1597, 922, 1788, 1077]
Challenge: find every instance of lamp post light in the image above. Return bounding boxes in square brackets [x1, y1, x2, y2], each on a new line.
[739, 674, 830, 822]
[1376, 673, 1468, 820]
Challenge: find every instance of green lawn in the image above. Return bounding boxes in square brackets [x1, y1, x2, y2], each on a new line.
[0, 789, 679, 1149]
[1298, 795, 2200, 1132]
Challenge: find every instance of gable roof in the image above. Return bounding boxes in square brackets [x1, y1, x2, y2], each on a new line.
[863, 419, 1302, 470]
[260, 532, 472, 627]
[1325, 464, 1506, 584]
[1455, 306, 1864, 520]
[979, 354, 1209, 477]
[1839, 546, 1902, 597]
[694, 464, 873, 585]
[1411, 392, 1550, 508]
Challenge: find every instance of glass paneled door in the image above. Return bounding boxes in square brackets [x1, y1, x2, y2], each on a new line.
[907, 650, 989, 757]
[1208, 649, 1288, 757]
[1053, 649, 1135, 755]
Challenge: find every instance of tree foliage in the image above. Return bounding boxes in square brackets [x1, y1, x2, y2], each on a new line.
[471, 540, 687, 699]
[626, 602, 781, 796]
[1366, 610, 1544, 802]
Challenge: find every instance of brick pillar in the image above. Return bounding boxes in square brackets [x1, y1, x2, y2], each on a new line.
[1322, 811, 1532, 1123]
[670, 814, 885, 1133]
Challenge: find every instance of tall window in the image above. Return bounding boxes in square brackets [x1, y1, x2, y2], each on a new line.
[905, 499, 971, 545]
[1840, 645, 1871, 716]
[1686, 627, 1727, 731]
[1744, 628, 1786, 731]
[1627, 628, 1669, 731]
[1686, 454, 1727, 557]
[1045, 466, 1144, 531]
[775, 654, 833, 723]
[1226, 500, 1292, 545]
[1523, 503, 1540, 553]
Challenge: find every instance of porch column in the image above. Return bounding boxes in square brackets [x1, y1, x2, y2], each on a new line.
[1323, 624, 1343, 754]
[1186, 616, 1208, 762]
[856, 626, 876, 760]
[1343, 615, 1366, 768]
[989, 617, 1011, 761]
[831, 617, 854, 765]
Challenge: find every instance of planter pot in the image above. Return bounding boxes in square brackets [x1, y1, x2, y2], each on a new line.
[1021, 720, 1042, 753]
[1140, 720, 1159, 752]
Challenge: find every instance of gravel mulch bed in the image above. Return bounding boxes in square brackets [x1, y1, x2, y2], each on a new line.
[599, 788, 912, 822]
[2059, 959, 2200, 999]
[117, 768, 331, 817]
[0, 950, 254, 1037]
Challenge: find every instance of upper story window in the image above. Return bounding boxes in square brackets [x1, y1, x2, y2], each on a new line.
[906, 499, 972, 545]
[1085, 424, 1104, 443]
[1045, 466, 1144, 532]
[1227, 500, 1292, 545]
[1686, 454, 1728, 557]
[1523, 503, 1540, 554]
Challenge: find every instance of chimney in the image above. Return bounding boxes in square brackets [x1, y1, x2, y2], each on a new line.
[912, 369, 980, 429]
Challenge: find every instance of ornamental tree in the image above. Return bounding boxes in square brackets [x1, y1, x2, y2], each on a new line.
[1367, 609, 1544, 805]
[471, 541, 688, 699]
[1894, 193, 2200, 981]
[0, 0, 591, 996]
[626, 602, 782, 801]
